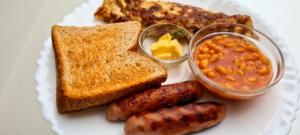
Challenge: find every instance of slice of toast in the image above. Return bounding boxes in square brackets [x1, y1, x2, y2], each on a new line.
[52, 21, 167, 114]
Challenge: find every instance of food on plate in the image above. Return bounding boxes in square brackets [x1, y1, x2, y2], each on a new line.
[94, 0, 253, 33]
[150, 33, 183, 60]
[106, 81, 203, 121]
[52, 21, 167, 114]
[124, 102, 226, 135]
[194, 34, 272, 90]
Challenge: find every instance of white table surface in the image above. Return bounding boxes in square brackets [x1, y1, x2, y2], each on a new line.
[0, 0, 299, 134]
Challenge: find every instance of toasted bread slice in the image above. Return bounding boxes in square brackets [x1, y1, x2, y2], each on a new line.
[52, 21, 167, 114]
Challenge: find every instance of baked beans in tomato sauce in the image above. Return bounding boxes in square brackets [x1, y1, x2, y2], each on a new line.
[194, 35, 272, 90]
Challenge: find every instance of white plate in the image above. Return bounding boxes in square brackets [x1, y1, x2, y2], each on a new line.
[35, 0, 300, 135]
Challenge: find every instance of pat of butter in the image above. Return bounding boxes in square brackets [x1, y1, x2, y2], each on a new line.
[150, 33, 183, 60]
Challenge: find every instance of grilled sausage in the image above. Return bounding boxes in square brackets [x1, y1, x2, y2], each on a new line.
[124, 102, 226, 135]
[106, 81, 203, 121]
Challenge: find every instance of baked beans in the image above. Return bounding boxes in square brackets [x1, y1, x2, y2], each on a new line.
[194, 35, 272, 90]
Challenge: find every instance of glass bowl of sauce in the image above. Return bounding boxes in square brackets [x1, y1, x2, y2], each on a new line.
[138, 23, 192, 67]
[188, 23, 285, 100]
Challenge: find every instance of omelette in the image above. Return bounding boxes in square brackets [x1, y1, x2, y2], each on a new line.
[94, 0, 253, 33]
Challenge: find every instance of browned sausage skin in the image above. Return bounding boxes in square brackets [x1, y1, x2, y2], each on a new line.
[106, 81, 203, 121]
[124, 102, 226, 135]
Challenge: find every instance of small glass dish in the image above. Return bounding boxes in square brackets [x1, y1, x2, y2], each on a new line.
[188, 23, 285, 100]
[138, 23, 192, 67]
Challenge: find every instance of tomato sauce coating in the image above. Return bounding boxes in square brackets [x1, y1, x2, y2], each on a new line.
[194, 35, 272, 90]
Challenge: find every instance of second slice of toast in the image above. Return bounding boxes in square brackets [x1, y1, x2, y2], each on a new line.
[52, 21, 167, 114]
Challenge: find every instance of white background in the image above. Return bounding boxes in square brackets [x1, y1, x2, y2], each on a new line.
[0, 0, 299, 134]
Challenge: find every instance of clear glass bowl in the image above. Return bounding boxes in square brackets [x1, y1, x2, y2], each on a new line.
[138, 23, 192, 67]
[188, 23, 285, 100]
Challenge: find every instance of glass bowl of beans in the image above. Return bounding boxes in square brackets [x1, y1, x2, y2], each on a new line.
[188, 23, 285, 100]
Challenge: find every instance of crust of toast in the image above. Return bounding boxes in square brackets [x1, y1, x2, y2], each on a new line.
[52, 22, 167, 114]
